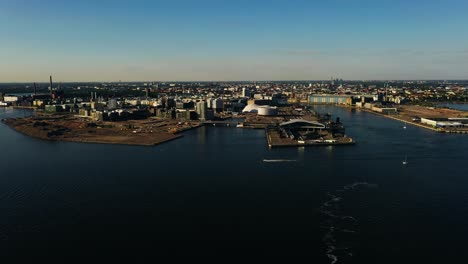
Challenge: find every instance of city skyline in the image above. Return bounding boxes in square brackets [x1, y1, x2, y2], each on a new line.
[1, 0, 468, 82]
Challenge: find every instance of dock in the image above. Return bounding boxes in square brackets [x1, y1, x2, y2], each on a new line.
[202, 120, 270, 129]
[359, 108, 468, 133]
[265, 127, 355, 148]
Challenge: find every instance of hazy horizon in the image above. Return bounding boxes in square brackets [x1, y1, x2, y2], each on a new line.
[2, 78, 468, 84]
[1, 0, 468, 82]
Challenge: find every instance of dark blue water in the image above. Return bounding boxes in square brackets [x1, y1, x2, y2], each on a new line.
[438, 103, 468, 111]
[1, 106, 468, 262]
[440, 103, 468, 111]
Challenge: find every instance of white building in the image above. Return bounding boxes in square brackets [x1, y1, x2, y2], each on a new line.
[207, 98, 213, 109]
[196, 101, 208, 120]
[421, 117, 467, 128]
[258, 106, 278, 116]
[3, 96, 19, 102]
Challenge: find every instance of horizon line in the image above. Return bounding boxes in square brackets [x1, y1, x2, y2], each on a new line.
[1, 79, 468, 84]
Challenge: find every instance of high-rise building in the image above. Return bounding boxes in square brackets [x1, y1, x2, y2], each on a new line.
[166, 97, 176, 109]
[242, 88, 251, 97]
[212, 98, 224, 112]
[205, 109, 214, 120]
[49, 75, 53, 96]
[196, 101, 207, 120]
[108, 98, 118, 110]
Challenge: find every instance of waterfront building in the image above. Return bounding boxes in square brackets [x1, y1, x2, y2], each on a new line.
[274, 119, 335, 142]
[421, 117, 468, 128]
[205, 109, 214, 120]
[371, 106, 398, 114]
[308, 95, 352, 104]
[280, 119, 326, 128]
[242, 99, 273, 113]
[188, 110, 198, 120]
[242, 102, 260, 113]
[196, 101, 208, 120]
[212, 98, 224, 112]
[33, 99, 45, 107]
[176, 109, 187, 119]
[3, 96, 20, 103]
[45, 105, 62, 113]
[258, 106, 278, 116]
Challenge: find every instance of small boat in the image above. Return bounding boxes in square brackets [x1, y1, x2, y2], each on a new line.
[403, 122, 407, 129]
[402, 156, 408, 165]
[236, 123, 244, 128]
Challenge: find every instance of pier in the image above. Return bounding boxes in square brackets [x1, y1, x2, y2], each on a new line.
[265, 126, 355, 148]
[202, 120, 269, 129]
[358, 108, 468, 133]
[202, 120, 240, 125]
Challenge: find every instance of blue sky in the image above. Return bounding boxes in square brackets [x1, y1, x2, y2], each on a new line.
[1, 0, 468, 81]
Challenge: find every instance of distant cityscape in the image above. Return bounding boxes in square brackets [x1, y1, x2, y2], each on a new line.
[1, 77, 467, 149]
[1, 78, 467, 112]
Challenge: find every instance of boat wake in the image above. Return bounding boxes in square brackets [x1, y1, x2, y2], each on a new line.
[320, 182, 377, 264]
[262, 159, 297, 163]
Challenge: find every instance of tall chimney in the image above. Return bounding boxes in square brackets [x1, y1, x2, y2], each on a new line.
[33, 82, 37, 95]
[49, 75, 53, 95]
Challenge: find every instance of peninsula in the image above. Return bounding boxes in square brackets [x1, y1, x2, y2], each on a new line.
[3, 113, 201, 146]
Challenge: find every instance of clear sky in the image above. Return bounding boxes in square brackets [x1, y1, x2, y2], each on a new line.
[1, 0, 467, 82]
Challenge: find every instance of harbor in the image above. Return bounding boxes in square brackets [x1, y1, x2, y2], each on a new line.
[265, 122, 355, 148]
[2, 105, 356, 148]
[357, 105, 468, 134]
[2, 104, 468, 263]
